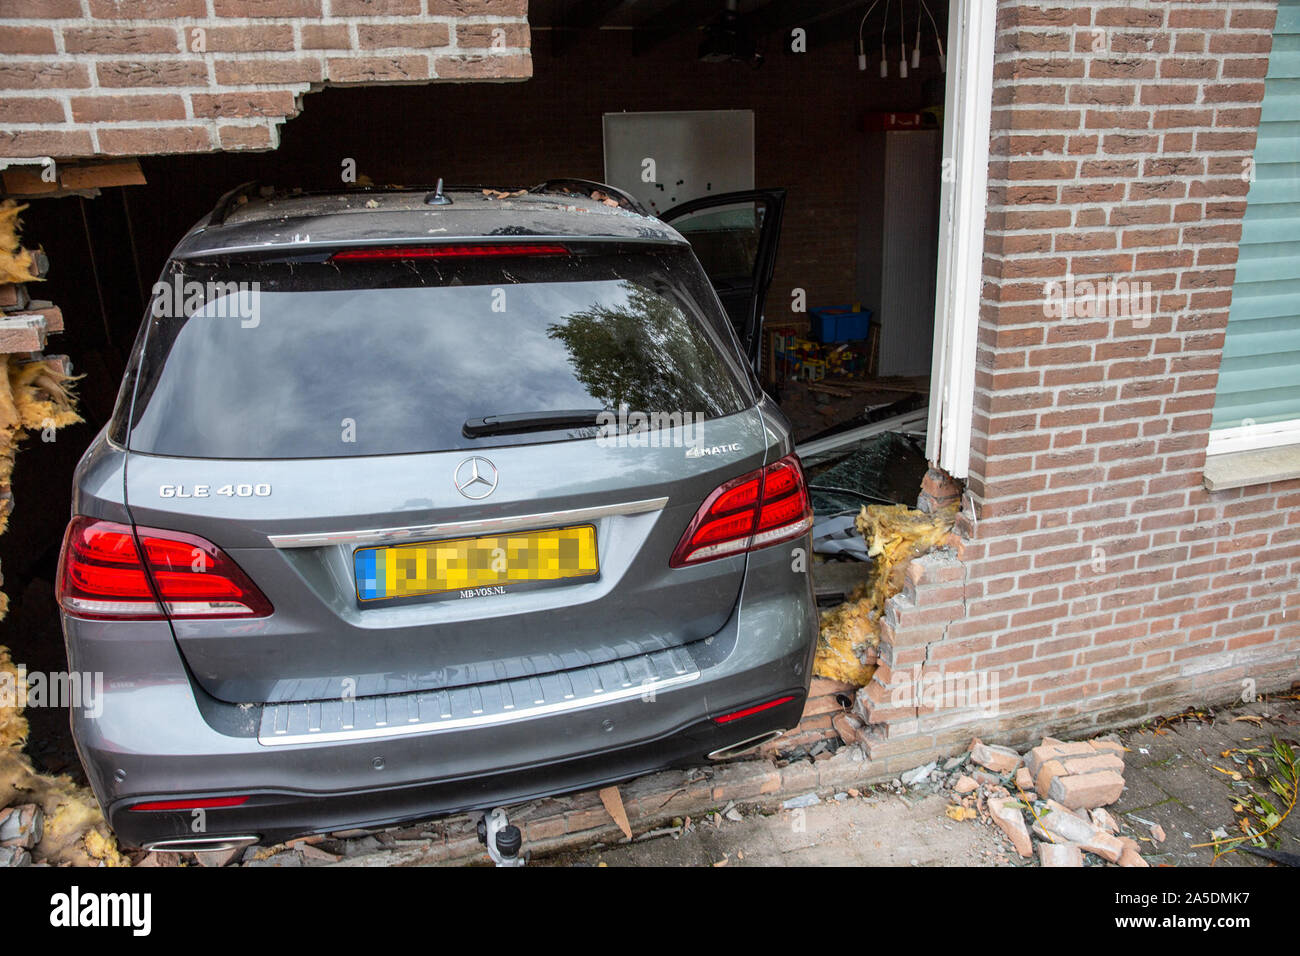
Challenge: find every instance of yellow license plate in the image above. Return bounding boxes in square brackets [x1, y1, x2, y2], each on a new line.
[354, 525, 599, 602]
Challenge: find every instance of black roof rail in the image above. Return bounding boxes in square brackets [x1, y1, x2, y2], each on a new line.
[207, 180, 655, 226]
[209, 181, 263, 225]
[530, 179, 652, 217]
[208, 182, 529, 221]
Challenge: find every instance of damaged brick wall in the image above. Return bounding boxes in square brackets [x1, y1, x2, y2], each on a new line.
[853, 0, 1299, 766]
[0, 0, 531, 161]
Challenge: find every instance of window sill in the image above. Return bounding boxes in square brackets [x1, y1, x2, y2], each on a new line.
[1203, 444, 1300, 491]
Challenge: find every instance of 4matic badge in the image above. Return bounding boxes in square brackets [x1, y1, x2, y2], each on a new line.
[685, 443, 741, 459]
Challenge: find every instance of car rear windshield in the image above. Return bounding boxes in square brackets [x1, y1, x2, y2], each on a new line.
[121, 246, 754, 459]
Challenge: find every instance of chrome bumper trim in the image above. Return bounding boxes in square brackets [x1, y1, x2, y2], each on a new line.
[267, 496, 669, 549]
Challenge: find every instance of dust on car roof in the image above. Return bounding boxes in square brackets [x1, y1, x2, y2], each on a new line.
[174, 184, 684, 259]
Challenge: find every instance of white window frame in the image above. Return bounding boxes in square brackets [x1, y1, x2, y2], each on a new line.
[1203, 3, 1300, 482]
[1206, 418, 1300, 457]
[926, 0, 997, 480]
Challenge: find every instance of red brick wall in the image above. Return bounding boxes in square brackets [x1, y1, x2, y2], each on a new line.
[0, 0, 531, 159]
[853, 0, 1300, 765]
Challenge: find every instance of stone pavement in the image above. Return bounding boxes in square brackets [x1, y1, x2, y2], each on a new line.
[1109, 696, 1299, 867]
[164, 689, 1297, 868]
[539, 694, 1299, 868]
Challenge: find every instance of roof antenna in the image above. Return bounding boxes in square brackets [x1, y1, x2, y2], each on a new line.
[425, 178, 451, 205]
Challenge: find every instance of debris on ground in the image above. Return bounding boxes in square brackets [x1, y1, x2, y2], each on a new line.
[1090, 807, 1119, 833]
[921, 735, 1149, 867]
[1024, 738, 1126, 809]
[1039, 842, 1083, 867]
[1194, 734, 1298, 863]
[987, 796, 1033, 857]
[900, 761, 937, 787]
[1032, 799, 1125, 861]
[599, 785, 633, 841]
[970, 738, 1023, 775]
[782, 792, 820, 810]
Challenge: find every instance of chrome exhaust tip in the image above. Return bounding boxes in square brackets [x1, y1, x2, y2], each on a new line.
[142, 835, 260, 854]
[708, 728, 786, 761]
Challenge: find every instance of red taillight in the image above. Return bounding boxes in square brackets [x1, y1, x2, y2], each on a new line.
[56, 517, 273, 621]
[669, 453, 813, 567]
[713, 696, 796, 724]
[130, 796, 250, 812]
[329, 243, 569, 261]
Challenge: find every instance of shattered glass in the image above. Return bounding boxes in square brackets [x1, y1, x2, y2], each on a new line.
[804, 431, 929, 515]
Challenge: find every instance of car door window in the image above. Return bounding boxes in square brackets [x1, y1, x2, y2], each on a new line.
[661, 189, 786, 370]
[667, 201, 766, 288]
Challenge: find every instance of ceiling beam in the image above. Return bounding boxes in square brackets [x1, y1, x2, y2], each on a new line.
[741, 0, 864, 37]
[630, 0, 720, 57]
[550, 0, 630, 56]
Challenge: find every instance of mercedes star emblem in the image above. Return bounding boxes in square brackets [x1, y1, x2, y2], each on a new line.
[454, 456, 499, 500]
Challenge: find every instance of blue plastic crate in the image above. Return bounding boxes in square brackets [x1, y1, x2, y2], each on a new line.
[810, 305, 873, 344]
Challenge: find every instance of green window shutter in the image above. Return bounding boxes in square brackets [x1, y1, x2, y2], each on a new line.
[1212, 0, 1300, 434]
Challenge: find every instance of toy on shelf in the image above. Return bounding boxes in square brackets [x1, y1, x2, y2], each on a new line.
[800, 358, 826, 382]
[767, 309, 880, 388]
[810, 304, 873, 345]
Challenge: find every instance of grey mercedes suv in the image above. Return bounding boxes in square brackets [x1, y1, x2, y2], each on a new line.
[57, 180, 816, 853]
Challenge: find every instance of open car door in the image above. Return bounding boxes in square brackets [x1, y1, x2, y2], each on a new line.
[661, 188, 786, 372]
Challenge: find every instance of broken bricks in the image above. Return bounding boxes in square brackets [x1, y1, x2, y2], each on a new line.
[832, 711, 867, 747]
[1050, 768, 1125, 809]
[0, 803, 43, 849]
[941, 736, 1148, 867]
[1089, 807, 1119, 833]
[970, 739, 1023, 775]
[1038, 842, 1083, 867]
[0, 845, 31, 867]
[1024, 738, 1126, 809]
[1117, 836, 1150, 868]
[1032, 800, 1125, 862]
[986, 796, 1033, 858]
[900, 761, 937, 787]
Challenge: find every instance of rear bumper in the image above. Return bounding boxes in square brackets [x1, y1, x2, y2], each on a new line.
[111, 697, 806, 850]
[64, 537, 818, 850]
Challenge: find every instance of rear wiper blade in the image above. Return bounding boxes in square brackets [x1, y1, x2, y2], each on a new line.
[462, 409, 610, 438]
